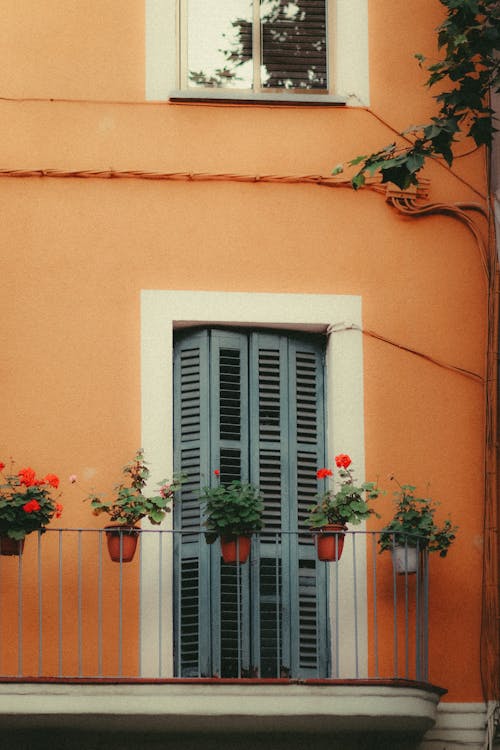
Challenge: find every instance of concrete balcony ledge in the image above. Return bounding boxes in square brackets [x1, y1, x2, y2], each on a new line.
[0, 679, 445, 734]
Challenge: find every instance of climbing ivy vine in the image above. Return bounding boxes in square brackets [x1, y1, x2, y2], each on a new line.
[337, 0, 500, 190]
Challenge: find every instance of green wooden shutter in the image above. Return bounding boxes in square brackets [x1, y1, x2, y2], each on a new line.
[249, 331, 328, 678]
[173, 329, 211, 677]
[174, 327, 328, 678]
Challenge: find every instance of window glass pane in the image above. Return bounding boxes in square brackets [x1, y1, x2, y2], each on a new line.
[187, 0, 253, 89]
[261, 0, 327, 90]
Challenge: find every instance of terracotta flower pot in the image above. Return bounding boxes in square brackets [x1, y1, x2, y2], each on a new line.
[220, 535, 251, 564]
[0, 536, 25, 556]
[315, 524, 347, 562]
[104, 525, 140, 562]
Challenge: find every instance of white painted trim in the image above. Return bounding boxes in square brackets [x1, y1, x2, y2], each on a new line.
[140, 289, 366, 677]
[419, 702, 488, 749]
[145, 0, 177, 99]
[334, 0, 370, 106]
[145, 0, 369, 104]
[0, 682, 440, 734]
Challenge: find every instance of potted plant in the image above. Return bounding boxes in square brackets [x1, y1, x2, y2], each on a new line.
[85, 449, 184, 562]
[0, 459, 63, 555]
[199, 470, 264, 563]
[379, 479, 458, 573]
[307, 454, 380, 562]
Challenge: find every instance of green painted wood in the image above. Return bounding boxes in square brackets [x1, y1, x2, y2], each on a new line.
[174, 327, 328, 678]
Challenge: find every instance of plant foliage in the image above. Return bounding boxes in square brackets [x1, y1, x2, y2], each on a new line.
[200, 473, 264, 542]
[307, 454, 380, 528]
[0, 460, 63, 541]
[342, 0, 500, 190]
[379, 482, 458, 557]
[86, 449, 185, 526]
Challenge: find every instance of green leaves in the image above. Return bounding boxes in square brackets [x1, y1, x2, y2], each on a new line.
[343, 0, 499, 190]
[84, 452, 185, 526]
[307, 467, 381, 527]
[379, 487, 458, 556]
[199, 479, 264, 537]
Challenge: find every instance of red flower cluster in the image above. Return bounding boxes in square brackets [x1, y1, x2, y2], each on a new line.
[17, 467, 60, 489]
[0, 462, 5, 472]
[316, 468, 333, 479]
[18, 467, 36, 486]
[55, 503, 63, 519]
[44, 474, 60, 489]
[22, 499, 41, 513]
[335, 454, 352, 469]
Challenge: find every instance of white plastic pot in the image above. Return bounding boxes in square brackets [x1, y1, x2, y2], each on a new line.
[392, 544, 418, 574]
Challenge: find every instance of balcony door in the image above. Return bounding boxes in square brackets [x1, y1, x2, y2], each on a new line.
[173, 327, 329, 678]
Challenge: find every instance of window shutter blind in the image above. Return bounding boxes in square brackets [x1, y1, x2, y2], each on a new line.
[174, 328, 328, 678]
[261, 0, 328, 90]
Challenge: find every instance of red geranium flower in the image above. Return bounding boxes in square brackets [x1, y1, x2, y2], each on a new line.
[0, 462, 5, 472]
[335, 454, 352, 469]
[23, 499, 41, 513]
[214, 469, 220, 476]
[44, 474, 59, 489]
[18, 467, 37, 487]
[316, 468, 333, 479]
[55, 503, 63, 519]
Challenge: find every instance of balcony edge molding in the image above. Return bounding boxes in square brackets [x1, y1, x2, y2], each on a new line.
[0, 681, 442, 734]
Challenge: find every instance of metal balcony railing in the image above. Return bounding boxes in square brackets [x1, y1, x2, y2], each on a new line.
[0, 529, 429, 683]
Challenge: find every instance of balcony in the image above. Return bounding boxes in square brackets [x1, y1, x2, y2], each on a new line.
[0, 528, 445, 738]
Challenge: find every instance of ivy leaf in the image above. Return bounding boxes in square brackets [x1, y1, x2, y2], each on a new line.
[380, 165, 414, 190]
[469, 115, 495, 145]
[351, 173, 366, 190]
[348, 154, 369, 167]
[331, 164, 344, 175]
[406, 152, 425, 174]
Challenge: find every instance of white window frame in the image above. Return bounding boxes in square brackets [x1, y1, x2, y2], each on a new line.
[140, 289, 369, 678]
[145, 0, 369, 105]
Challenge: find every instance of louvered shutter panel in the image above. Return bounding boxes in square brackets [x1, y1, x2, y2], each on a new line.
[249, 332, 328, 678]
[174, 328, 328, 678]
[209, 330, 251, 677]
[288, 336, 329, 677]
[173, 329, 211, 676]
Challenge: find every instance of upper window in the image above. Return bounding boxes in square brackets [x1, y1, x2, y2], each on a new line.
[183, 0, 330, 93]
[145, 0, 369, 104]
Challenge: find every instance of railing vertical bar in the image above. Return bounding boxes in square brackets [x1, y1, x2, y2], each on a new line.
[78, 530, 83, 677]
[38, 531, 43, 676]
[236, 539, 241, 678]
[404, 541, 409, 678]
[0, 554, 2, 675]
[118, 533, 123, 677]
[372, 532, 379, 678]
[423, 550, 429, 680]
[392, 533, 398, 677]
[138, 530, 142, 678]
[275, 532, 280, 679]
[58, 530, 63, 677]
[98, 530, 103, 677]
[415, 539, 420, 679]
[158, 531, 163, 677]
[175, 530, 182, 678]
[334, 532, 339, 678]
[17, 546, 23, 677]
[352, 532, 359, 678]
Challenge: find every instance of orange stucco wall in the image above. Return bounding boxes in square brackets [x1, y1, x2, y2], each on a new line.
[0, 1, 490, 701]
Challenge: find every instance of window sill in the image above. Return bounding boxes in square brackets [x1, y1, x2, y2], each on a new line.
[168, 90, 347, 107]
